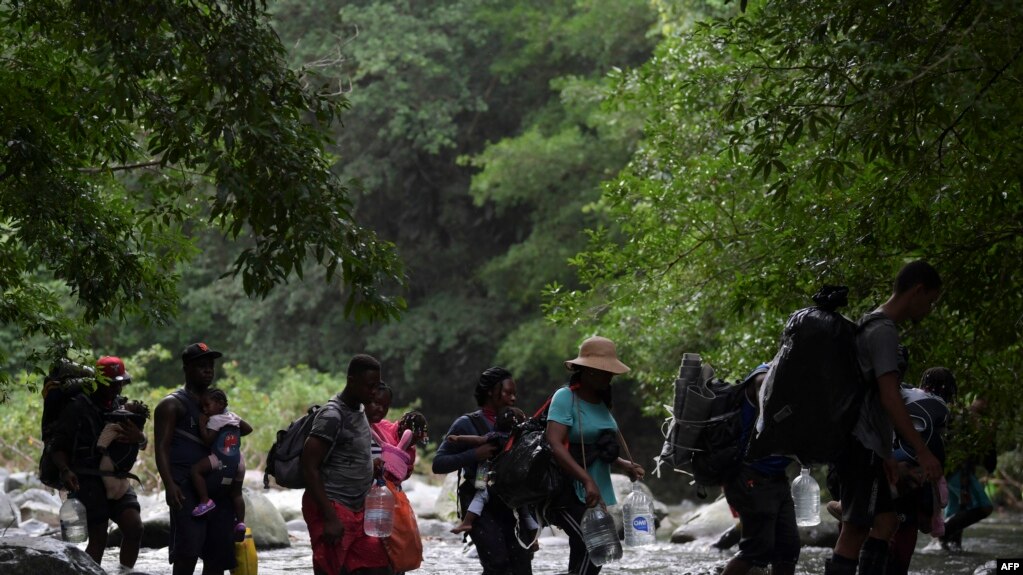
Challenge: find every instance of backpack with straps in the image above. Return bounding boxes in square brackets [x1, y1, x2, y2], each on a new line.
[747, 285, 886, 463]
[263, 399, 344, 489]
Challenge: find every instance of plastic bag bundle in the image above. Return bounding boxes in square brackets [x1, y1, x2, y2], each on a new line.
[748, 286, 863, 463]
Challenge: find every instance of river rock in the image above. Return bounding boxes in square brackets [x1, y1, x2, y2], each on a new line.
[797, 505, 839, 547]
[669, 496, 736, 543]
[261, 488, 304, 521]
[0, 535, 106, 575]
[19, 501, 59, 526]
[0, 467, 10, 493]
[244, 488, 290, 549]
[433, 473, 460, 522]
[403, 475, 441, 519]
[0, 491, 20, 527]
[4, 471, 42, 493]
[11, 487, 62, 509]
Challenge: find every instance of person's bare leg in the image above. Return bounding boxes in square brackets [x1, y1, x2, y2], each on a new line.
[115, 507, 143, 568]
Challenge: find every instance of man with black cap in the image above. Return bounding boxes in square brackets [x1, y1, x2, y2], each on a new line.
[155, 342, 237, 575]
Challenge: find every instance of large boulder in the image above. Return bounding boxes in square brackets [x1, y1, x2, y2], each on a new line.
[11, 488, 62, 526]
[0, 535, 106, 575]
[243, 488, 290, 549]
[669, 496, 737, 544]
[261, 488, 304, 522]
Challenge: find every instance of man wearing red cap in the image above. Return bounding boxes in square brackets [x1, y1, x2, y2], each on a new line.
[49, 355, 146, 570]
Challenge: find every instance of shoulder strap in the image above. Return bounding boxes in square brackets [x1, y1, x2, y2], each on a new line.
[466, 411, 490, 435]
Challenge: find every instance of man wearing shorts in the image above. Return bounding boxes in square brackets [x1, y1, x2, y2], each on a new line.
[827, 261, 944, 575]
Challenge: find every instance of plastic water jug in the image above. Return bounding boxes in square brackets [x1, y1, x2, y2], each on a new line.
[622, 481, 655, 547]
[581, 505, 622, 566]
[791, 467, 821, 526]
[59, 495, 88, 543]
[364, 479, 395, 537]
[231, 526, 258, 575]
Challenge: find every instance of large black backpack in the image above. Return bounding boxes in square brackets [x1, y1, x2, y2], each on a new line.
[38, 360, 96, 489]
[688, 378, 754, 489]
[263, 399, 343, 489]
[747, 286, 885, 463]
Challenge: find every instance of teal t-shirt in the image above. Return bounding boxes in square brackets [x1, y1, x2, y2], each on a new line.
[547, 386, 619, 505]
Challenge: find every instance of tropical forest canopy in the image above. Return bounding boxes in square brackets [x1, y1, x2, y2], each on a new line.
[2, 0, 1021, 497]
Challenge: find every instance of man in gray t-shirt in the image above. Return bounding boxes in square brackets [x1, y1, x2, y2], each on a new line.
[308, 396, 374, 509]
[827, 261, 944, 575]
[301, 354, 393, 575]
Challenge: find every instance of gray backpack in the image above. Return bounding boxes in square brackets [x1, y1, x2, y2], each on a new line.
[263, 399, 342, 489]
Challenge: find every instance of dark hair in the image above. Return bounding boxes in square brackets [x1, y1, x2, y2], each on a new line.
[894, 260, 942, 294]
[920, 367, 957, 403]
[348, 354, 381, 378]
[375, 383, 393, 402]
[398, 411, 428, 440]
[203, 387, 228, 407]
[568, 367, 613, 408]
[496, 406, 526, 433]
[474, 366, 512, 407]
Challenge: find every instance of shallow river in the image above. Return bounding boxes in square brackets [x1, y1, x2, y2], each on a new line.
[104, 514, 1022, 575]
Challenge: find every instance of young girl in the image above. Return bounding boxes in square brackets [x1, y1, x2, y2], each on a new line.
[365, 384, 428, 482]
[190, 387, 252, 524]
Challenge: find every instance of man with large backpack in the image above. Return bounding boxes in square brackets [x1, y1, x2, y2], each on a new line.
[155, 342, 237, 575]
[48, 356, 146, 570]
[300, 354, 391, 575]
[827, 261, 944, 575]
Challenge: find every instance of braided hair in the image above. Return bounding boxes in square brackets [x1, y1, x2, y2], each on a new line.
[474, 366, 512, 407]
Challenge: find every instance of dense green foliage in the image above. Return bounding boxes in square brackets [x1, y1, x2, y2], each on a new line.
[549, 0, 1023, 453]
[2, 0, 1020, 503]
[0, 0, 404, 397]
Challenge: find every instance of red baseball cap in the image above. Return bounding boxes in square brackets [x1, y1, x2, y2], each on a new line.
[96, 356, 131, 383]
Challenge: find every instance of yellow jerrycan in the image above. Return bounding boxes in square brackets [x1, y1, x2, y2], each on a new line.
[231, 526, 258, 575]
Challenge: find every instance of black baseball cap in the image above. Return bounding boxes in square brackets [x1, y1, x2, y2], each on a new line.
[181, 342, 223, 364]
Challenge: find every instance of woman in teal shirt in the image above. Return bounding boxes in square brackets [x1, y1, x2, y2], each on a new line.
[546, 336, 645, 575]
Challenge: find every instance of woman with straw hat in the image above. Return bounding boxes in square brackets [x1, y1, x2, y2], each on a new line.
[545, 336, 645, 575]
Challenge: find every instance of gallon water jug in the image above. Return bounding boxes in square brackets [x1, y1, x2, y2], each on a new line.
[581, 505, 623, 566]
[791, 467, 821, 526]
[364, 479, 395, 537]
[59, 495, 88, 543]
[622, 482, 655, 547]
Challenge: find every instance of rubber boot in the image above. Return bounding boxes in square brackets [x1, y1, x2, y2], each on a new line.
[824, 557, 858, 575]
[857, 537, 890, 575]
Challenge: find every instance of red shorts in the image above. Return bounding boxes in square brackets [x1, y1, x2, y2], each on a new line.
[302, 491, 390, 574]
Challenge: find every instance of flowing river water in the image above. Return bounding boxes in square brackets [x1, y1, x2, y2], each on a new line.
[104, 513, 1022, 575]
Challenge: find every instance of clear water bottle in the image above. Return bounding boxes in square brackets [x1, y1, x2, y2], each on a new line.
[622, 481, 655, 547]
[580, 505, 623, 566]
[791, 467, 821, 526]
[474, 461, 490, 490]
[59, 495, 88, 543]
[364, 479, 395, 537]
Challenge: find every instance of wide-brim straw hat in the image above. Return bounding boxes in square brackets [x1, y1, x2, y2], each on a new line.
[564, 336, 631, 375]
